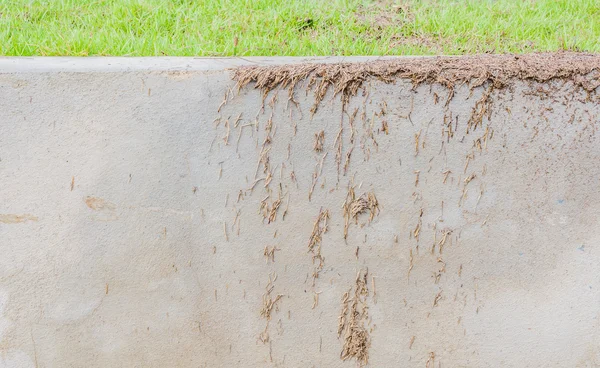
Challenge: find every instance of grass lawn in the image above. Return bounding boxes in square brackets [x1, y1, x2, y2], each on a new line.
[1, 0, 599, 56]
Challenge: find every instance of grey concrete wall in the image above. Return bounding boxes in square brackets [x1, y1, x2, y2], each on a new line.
[1, 58, 599, 367]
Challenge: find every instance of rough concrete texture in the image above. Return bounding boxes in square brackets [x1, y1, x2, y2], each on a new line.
[1, 57, 599, 367]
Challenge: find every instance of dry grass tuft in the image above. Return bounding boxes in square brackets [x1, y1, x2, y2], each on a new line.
[308, 209, 330, 283]
[339, 269, 371, 366]
[343, 187, 380, 239]
[314, 130, 325, 152]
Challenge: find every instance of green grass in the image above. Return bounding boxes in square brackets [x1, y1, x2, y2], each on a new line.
[1, 0, 599, 56]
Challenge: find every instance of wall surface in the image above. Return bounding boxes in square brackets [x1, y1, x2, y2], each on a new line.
[0, 58, 599, 368]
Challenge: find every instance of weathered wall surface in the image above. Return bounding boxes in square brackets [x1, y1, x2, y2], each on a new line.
[1, 57, 599, 368]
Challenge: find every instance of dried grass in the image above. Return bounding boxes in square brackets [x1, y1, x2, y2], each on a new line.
[426, 352, 436, 368]
[308, 209, 330, 283]
[259, 273, 283, 344]
[260, 187, 283, 223]
[343, 187, 380, 239]
[314, 130, 325, 152]
[339, 269, 371, 366]
[263, 245, 280, 263]
[260, 273, 283, 321]
[234, 53, 600, 113]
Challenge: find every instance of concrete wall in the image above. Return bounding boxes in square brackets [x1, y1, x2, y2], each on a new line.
[1, 58, 599, 367]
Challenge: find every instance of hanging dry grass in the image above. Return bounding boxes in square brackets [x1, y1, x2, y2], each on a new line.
[260, 273, 283, 321]
[308, 208, 330, 283]
[343, 187, 380, 239]
[314, 130, 325, 152]
[339, 269, 371, 366]
[234, 53, 600, 114]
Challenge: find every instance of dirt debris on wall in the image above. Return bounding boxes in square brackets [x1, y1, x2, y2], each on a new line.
[307, 208, 330, 285]
[233, 53, 600, 112]
[343, 187, 379, 240]
[338, 269, 371, 366]
[214, 52, 600, 366]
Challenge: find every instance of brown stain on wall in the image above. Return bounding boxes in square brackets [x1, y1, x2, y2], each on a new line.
[85, 196, 116, 211]
[0, 214, 38, 223]
[85, 197, 118, 221]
